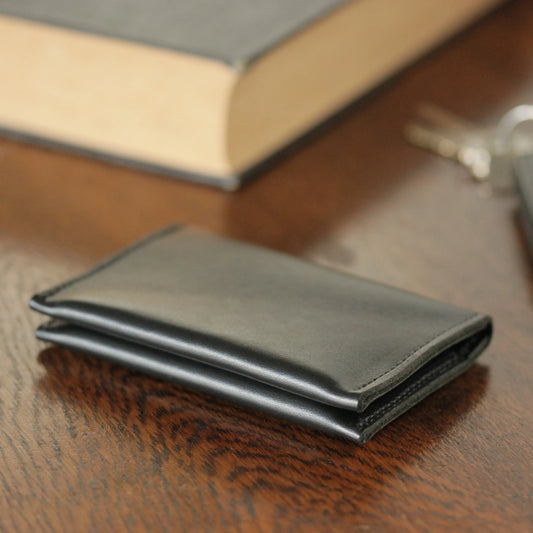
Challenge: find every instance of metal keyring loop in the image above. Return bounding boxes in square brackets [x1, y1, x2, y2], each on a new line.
[494, 105, 533, 155]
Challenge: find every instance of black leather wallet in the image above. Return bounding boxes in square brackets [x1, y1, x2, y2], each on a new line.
[30, 225, 492, 443]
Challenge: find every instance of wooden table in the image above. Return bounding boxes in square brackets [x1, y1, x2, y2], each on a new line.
[1, 1, 532, 531]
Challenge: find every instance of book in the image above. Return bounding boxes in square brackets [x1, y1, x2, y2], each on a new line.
[0, 0, 504, 189]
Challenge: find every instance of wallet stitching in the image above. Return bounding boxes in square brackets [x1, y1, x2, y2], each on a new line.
[355, 312, 480, 391]
[357, 328, 483, 429]
[36, 225, 181, 301]
[355, 351, 464, 429]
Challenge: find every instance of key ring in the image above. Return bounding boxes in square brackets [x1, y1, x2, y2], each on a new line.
[480, 105, 533, 191]
[493, 104, 533, 156]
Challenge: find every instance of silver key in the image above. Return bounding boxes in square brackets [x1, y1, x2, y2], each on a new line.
[405, 103, 492, 179]
[405, 103, 533, 191]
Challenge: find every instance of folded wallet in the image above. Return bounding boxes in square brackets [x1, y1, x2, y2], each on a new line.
[30, 225, 492, 443]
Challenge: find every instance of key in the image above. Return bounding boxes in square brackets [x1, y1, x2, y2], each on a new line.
[405, 103, 533, 191]
[405, 102, 493, 179]
[407, 104, 533, 265]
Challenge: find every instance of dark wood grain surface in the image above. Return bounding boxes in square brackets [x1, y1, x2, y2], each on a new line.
[1, 1, 532, 531]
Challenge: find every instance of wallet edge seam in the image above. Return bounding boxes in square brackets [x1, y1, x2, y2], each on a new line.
[31, 224, 181, 304]
[355, 312, 486, 392]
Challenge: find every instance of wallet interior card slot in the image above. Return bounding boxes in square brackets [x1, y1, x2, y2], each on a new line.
[30, 225, 492, 443]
